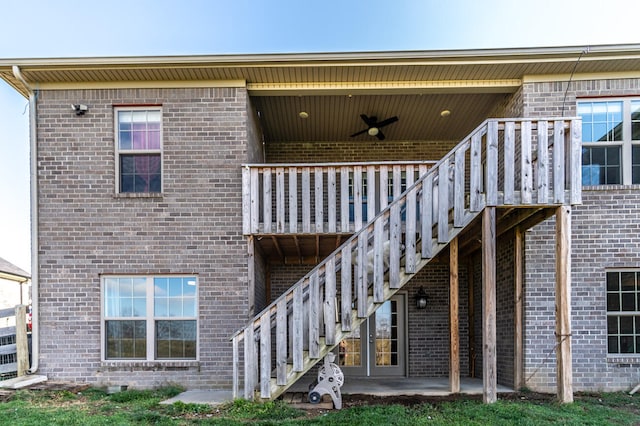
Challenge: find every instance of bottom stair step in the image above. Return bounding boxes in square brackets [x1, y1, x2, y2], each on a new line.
[280, 392, 334, 410]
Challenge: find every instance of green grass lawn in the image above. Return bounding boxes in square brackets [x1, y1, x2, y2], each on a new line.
[0, 387, 638, 425]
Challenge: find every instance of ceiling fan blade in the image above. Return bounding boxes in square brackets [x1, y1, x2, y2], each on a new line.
[376, 116, 398, 128]
[360, 114, 377, 127]
[376, 130, 386, 141]
[350, 128, 369, 138]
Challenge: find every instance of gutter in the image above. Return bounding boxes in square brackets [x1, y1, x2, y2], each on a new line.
[12, 65, 39, 374]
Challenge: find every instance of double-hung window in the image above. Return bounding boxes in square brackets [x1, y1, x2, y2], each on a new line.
[579, 98, 640, 185]
[606, 270, 640, 355]
[103, 276, 198, 361]
[115, 108, 162, 193]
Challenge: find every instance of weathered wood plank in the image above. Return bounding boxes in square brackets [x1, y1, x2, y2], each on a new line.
[421, 174, 433, 259]
[327, 167, 337, 233]
[555, 206, 573, 403]
[449, 238, 460, 393]
[570, 119, 582, 204]
[302, 168, 311, 233]
[324, 257, 337, 345]
[250, 168, 260, 233]
[521, 121, 533, 204]
[454, 147, 466, 226]
[309, 273, 320, 359]
[260, 311, 272, 398]
[367, 165, 376, 222]
[289, 167, 298, 233]
[292, 286, 303, 371]
[405, 165, 417, 273]
[341, 245, 352, 332]
[276, 298, 287, 386]
[263, 168, 272, 233]
[393, 165, 402, 199]
[15, 305, 28, 377]
[340, 166, 350, 232]
[244, 325, 256, 400]
[390, 201, 401, 289]
[482, 207, 497, 404]
[486, 121, 499, 206]
[276, 168, 285, 233]
[438, 159, 450, 243]
[536, 121, 549, 204]
[357, 229, 368, 317]
[232, 336, 239, 398]
[470, 133, 483, 212]
[373, 218, 384, 303]
[379, 165, 389, 210]
[354, 166, 363, 231]
[553, 121, 566, 204]
[503, 121, 515, 205]
[315, 167, 324, 233]
[242, 167, 251, 234]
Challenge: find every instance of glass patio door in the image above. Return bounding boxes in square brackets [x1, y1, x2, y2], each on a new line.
[338, 295, 406, 377]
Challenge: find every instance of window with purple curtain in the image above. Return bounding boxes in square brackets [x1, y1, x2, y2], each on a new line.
[117, 109, 162, 193]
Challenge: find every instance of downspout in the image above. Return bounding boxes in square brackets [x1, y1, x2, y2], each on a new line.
[12, 65, 39, 374]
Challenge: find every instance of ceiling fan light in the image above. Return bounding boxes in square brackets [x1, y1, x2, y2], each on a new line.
[368, 127, 379, 136]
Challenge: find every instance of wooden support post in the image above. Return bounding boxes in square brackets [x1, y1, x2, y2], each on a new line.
[555, 206, 573, 403]
[482, 207, 497, 403]
[449, 238, 460, 393]
[15, 305, 28, 377]
[514, 227, 524, 390]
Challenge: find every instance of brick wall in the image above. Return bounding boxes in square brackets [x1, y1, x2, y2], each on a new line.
[36, 86, 252, 389]
[266, 140, 456, 163]
[523, 77, 640, 392]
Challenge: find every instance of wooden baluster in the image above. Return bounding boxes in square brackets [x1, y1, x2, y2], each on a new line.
[327, 167, 336, 233]
[486, 121, 499, 206]
[340, 166, 350, 232]
[276, 298, 287, 386]
[242, 167, 251, 234]
[250, 168, 260, 233]
[341, 244, 352, 331]
[553, 120, 565, 204]
[503, 122, 515, 204]
[570, 119, 582, 204]
[263, 168, 272, 233]
[438, 159, 450, 243]
[421, 174, 433, 259]
[260, 312, 271, 398]
[315, 167, 324, 233]
[309, 272, 320, 359]
[521, 121, 533, 204]
[289, 167, 298, 233]
[357, 228, 368, 317]
[454, 146, 466, 226]
[470, 133, 483, 212]
[325, 257, 337, 345]
[353, 166, 363, 231]
[302, 167, 311, 233]
[276, 167, 285, 233]
[405, 165, 417, 273]
[537, 121, 549, 204]
[244, 325, 256, 400]
[379, 165, 389, 210]
[292, 286, 303, 371]
[373, 217, 385, 302]
[367, 165, 376, 222]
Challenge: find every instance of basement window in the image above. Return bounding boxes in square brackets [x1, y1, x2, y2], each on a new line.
[607, 270, 640, 354]
[102, 276, 198, 361]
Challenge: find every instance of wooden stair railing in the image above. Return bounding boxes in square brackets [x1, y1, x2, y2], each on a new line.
[231, 117, 582, 401]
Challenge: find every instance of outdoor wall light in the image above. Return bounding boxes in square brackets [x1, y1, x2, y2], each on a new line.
[415, 286, 428, 310]
[71, 104, 88, 115]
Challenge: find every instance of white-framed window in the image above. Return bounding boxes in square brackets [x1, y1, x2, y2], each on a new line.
[607, 270, 640, 355]
[115, 107, 162, 193]
[102, 276, 198, 361]
[579, 98, 640, 186]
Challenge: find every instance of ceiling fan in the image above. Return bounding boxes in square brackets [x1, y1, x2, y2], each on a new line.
[350, 114, 399, 141]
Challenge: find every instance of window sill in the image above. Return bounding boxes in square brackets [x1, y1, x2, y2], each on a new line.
[100, 360, 200, 371]
[583, 184, 640, 191]
[114, 192, 164, 199]
[607, 355, 640, 365]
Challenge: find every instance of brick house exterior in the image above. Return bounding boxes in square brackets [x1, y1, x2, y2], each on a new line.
[1, 45, 640, 396]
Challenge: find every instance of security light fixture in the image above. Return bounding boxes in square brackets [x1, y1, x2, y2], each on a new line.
[416, 286, 428, 310]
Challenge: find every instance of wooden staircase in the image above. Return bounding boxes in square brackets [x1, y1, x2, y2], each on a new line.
[232, 117, 582, 401]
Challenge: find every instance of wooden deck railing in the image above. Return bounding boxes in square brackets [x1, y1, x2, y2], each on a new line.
[232, 117, 582, 401]
[242, 161, 436, 234]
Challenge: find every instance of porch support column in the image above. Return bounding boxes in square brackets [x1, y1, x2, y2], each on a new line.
[482, 207, 497, 403]
[555, 206, 573, 403]
[449, 237, 460, 393]
[514, 227, 524, 390]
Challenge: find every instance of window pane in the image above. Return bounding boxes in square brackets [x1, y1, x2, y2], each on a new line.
[622, 293, 636, 311]
[620, 316, 634, 334]
[633, 146, 640, 184]
[632, 101, 640, 140]
[120, 154, 161, 193]
[154, 277, 197, 318]
[579, 101, 623, 142]
[106, 320, 146, 359]
[608, 293, 620, 311]
[621, 272, 636, 291]
[607, 272, 619, 291]
[621, 336, 634, 353]
[156, 320, 196, 359]
[608, 336, 619, 353]
[607, 316, 619, 334]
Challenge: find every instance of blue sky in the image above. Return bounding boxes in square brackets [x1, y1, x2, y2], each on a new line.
[0, 0, 639, 272]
